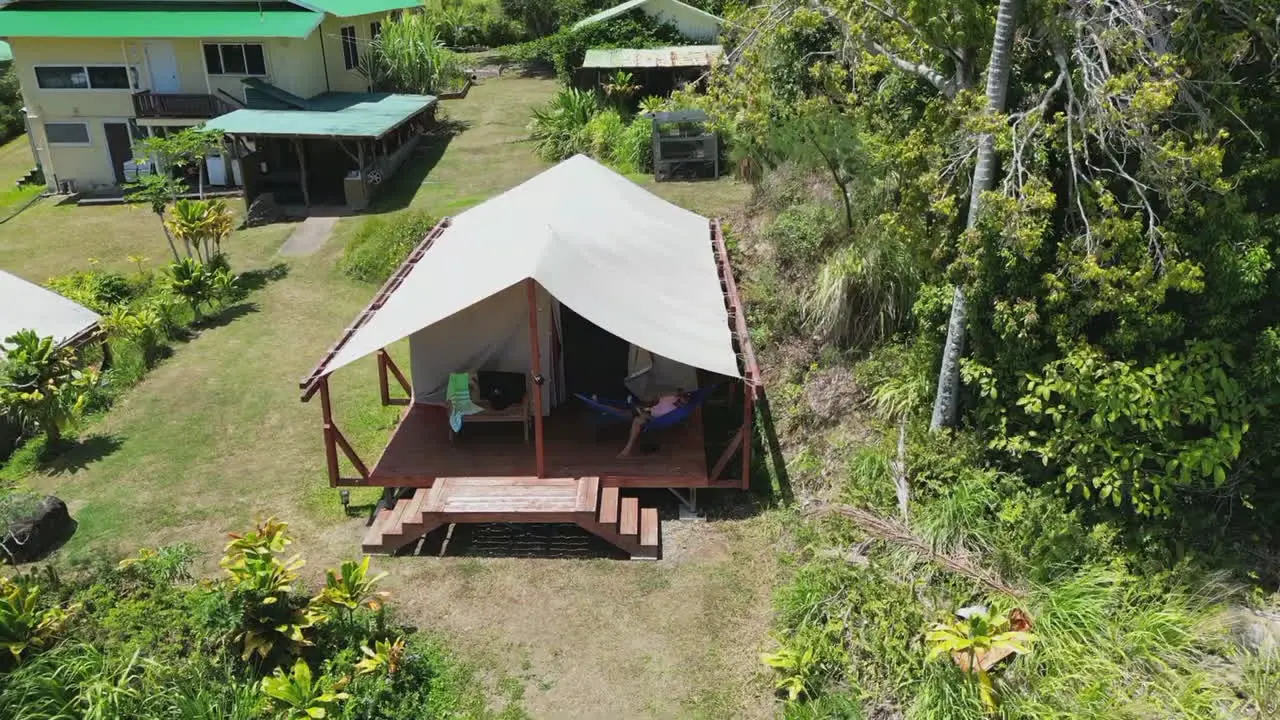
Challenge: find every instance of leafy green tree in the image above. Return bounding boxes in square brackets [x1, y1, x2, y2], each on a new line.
[125, 173, 188, 262]
[0, 331, 98, 447]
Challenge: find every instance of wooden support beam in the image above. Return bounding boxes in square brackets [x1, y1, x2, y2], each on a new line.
[743, 378, 754, 490]
[526, 278, 546, 478]
[710, 427, 745, 481]
[357, 140, 368, 199]
[293, 139, 311, 207]
[376, 349, 412, 406]
[332, 427, 370, 480]
[319, 376, 339, 488]
[384, 350, 412, 397]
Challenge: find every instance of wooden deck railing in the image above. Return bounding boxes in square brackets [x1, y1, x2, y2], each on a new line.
[132, 91, 238, 119]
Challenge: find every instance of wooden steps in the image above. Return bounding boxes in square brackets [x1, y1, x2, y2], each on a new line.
[361, 476, 661, 559]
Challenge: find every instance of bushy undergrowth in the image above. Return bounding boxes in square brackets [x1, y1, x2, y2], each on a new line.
[527, 87, 660, 173]
[339, 211, 440, 284]
[0, 521, 521, 719]
[506, 13, 687, 78]
[1, 256, 245, 462]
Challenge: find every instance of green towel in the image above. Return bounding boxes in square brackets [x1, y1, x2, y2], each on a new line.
[447, 372, 482, 431]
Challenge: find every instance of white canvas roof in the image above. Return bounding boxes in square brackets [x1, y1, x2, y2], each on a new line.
[0, 269, 100, 353]
[319, 155, 741, 380]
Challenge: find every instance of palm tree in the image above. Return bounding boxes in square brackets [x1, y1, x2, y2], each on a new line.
[930, 0, 1021, 430]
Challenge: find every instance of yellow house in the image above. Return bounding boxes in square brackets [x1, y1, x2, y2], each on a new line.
[0, 0, 433, 205]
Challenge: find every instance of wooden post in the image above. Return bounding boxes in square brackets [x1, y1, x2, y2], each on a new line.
[377, 349, 391, 406]
[357, 140, 367, 200]
[526, 278, 545, 478]
[294, 139, 311, 206]
[319, 375, 339, 487]
[742, 380, 753, 490]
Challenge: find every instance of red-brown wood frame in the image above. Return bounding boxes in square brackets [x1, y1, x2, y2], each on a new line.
[377, 349, 412, 406]
[710, 219, 762, 490]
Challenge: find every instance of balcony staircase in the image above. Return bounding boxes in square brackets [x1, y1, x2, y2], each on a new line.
[362, 476, 660, 560]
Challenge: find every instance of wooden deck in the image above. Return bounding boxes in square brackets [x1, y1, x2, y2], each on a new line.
[366, 403, 717, 488]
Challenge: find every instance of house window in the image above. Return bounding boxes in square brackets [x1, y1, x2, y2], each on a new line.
[340, 26, 359, 70]
[370, 21, 382, 40]
[34, 65, 136, 90]
[44, 122, 91, 145]
[203, 43, 267, 76]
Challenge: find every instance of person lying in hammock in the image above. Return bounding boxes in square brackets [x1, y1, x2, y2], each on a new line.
[618, 390, 690, 458]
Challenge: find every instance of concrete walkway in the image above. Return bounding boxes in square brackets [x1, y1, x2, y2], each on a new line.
[278, 214, 340, 257]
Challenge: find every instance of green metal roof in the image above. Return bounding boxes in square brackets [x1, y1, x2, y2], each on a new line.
[572, 0, 722, 32]
[203, 92, 436, 139]
[582, 44, 723, 68]
[0, 2, 324, 38]
[296, 0, 418, 18]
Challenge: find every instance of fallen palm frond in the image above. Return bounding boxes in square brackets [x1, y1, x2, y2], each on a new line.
[806, 503, 1026, 598]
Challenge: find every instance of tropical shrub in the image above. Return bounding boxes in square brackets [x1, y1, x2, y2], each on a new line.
[164, 198, 234, 264]
[340, 211, 440, 283]
[0, 330, 98, 446]
[0, 524, 515, 717]
[508, 14, 687, 78]
[0, 575, 78, 665]
[585, 107, 626, 162]
[765, 203, 839, 271]
[527, 87, 600, 161]
[167, 256, 238, 321]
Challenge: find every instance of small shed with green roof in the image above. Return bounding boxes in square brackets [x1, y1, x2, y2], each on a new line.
[203, 85, 437, 210]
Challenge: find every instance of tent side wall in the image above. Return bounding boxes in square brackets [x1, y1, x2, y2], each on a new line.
[408, 281, 557, 412]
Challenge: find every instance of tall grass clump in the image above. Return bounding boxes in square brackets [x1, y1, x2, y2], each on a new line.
[340, 211, 439, 283]
[806, 232, 922, 349]
[358, 14, 466, 94]
[527, 87, 600, 161]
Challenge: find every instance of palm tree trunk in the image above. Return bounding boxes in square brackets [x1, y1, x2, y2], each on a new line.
[930, 0, 1019, 431]
[158, 214, 180, 262]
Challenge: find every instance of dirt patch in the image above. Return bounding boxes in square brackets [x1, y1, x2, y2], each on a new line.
[383, 515, 779, 719]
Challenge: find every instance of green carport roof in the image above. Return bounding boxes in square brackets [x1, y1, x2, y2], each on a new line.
[297, 0, 418, 17]
[204, 92, 436, 139]
[0, 2, 324, 38]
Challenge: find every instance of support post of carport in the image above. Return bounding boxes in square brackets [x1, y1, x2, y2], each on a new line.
[357, 140, 367, 200]
[525, 278, 546, 477]
[293, 139, 311, 206]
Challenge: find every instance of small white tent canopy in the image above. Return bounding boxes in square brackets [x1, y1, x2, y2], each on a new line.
[0, 269, 101, 354]
[312, 155, 740, 409]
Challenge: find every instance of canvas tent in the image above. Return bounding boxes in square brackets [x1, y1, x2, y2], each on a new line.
[309, 155, 741, 411]
[0, 270, 101, 354]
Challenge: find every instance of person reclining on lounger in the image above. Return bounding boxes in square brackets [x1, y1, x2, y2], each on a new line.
[618, 390, 689, 458]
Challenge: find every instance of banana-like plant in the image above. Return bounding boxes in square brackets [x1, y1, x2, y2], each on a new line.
[220, 518, 324, 661]
[926, 607, 1036, 713]
[0, 330, 98, 446]
[0, 576, 78, 663]
[163, 198, 233, 263]
[315, 557, 389, 620]
[261, 659, 349, 720]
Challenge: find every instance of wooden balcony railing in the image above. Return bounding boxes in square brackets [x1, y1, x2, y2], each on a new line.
[131, 91, 238, 119]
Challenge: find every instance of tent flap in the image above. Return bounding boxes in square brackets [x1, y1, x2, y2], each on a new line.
[317, 155, 741, 383]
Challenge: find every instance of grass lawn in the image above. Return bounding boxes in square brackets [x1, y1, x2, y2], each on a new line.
[0, 75, 773, 718]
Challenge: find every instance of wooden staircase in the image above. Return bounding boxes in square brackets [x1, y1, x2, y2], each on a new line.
[362, 476, 660, 559]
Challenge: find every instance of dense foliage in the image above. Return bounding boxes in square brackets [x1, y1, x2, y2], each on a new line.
[689, 0, 1280, 715]
[508, 12, 687, 78]
[0, 522, 522, 718]
[0, 65, 26, 146]
[358, 14, 468, 95]
[339, 210, 440, 283]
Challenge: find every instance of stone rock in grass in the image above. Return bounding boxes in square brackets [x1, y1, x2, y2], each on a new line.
[1, 496, 75, 564]
[1225, 605, 1280, 658]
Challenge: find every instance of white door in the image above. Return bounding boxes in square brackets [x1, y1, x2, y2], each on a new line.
[144, 41, 180, 92]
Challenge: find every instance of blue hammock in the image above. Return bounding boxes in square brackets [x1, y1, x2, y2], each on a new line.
[574, 385, 717, 432]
